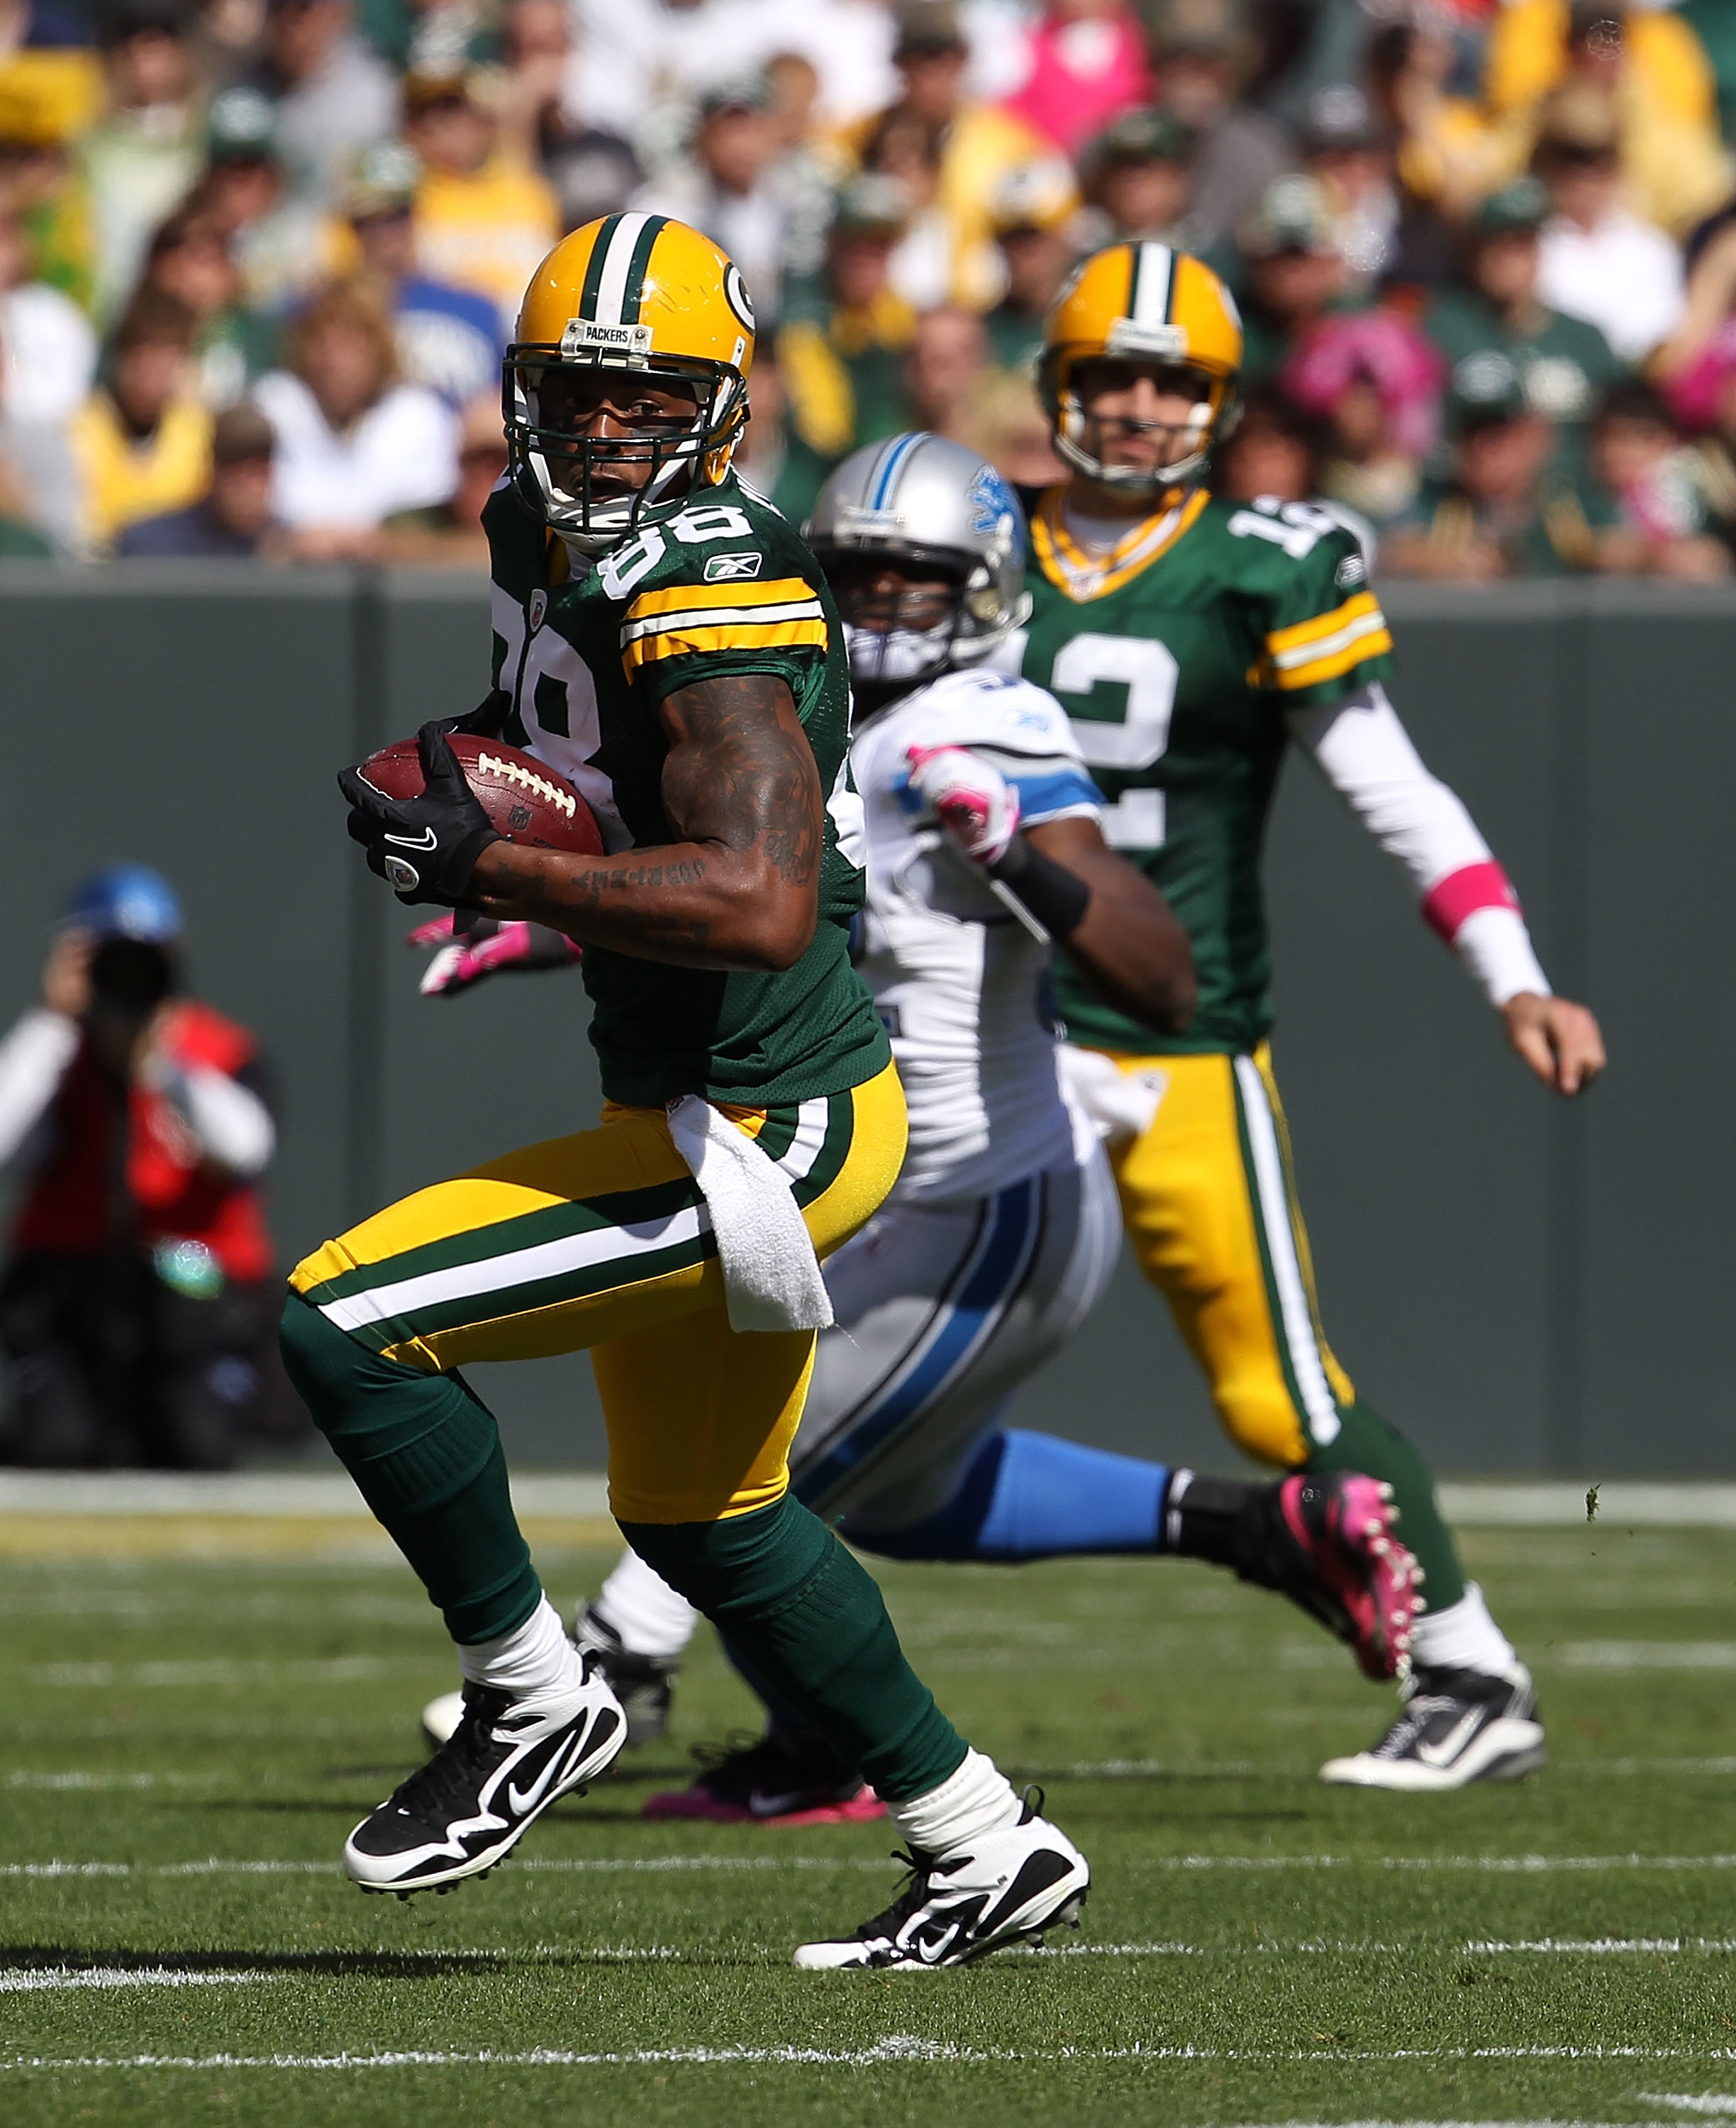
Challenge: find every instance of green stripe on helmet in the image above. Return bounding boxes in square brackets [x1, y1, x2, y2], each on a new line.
[621, 214, 669, 325]
[578, 214, 623, 320]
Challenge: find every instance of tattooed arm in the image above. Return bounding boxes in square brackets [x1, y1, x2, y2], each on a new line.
[465, 672, 824, 971]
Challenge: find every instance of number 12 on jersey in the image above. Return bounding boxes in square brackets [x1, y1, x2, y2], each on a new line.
[1001, 628, 1179, 848]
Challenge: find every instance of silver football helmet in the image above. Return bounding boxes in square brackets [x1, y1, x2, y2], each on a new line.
[806, 433, 1033, 694]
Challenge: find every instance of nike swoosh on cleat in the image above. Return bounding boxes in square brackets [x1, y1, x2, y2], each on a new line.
[506, 1729, 587, 1818]
[915, 1899, 986, 1963]
[384, 827, 440, 850]
[1414, 1710, 1486, 1768]
[748, 1790, 821, 1820]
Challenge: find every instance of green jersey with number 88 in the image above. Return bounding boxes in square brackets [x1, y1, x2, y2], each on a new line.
[1013, 484, 1395, 1055]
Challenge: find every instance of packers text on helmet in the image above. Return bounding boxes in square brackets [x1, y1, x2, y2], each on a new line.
[506, 212, 756, 550]
[1039, 242, 1243, 492]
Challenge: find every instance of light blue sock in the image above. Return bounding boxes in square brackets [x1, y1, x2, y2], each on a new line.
[846, 1429, 1171, 1564]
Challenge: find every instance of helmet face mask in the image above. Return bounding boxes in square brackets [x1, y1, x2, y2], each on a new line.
[1040, 242, 1244, 494]
[1053, 353, 1236, 492]
[821, 550, 972, 694]
[806, 433, 1034, 707]
[507, 214, 755, 552]
[506, 348, 747, 550]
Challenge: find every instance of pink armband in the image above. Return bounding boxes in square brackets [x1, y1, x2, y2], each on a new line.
[1421, 861, 1520, 943]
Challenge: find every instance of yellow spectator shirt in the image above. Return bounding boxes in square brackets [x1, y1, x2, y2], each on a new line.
[72, 392, 212, 552]
[413, 158, 560, 329]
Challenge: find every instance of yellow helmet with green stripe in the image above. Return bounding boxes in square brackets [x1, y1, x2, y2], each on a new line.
[1039, 241, 1242, 492]
[506, 212, 757, 550]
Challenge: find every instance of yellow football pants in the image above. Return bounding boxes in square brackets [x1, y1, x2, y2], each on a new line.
[1094, 1043, 1356, 1469]
[289, 1063, 907, 1525]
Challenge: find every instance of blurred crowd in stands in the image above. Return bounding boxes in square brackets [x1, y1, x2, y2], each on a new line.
[4, 0, 1736, 575]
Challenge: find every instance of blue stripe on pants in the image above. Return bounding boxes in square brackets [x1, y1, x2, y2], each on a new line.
[794, 1176, 1041, 1508]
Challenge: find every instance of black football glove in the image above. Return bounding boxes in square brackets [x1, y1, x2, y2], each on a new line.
[339, 720, 502, 907]
[432, 689, 509, 743]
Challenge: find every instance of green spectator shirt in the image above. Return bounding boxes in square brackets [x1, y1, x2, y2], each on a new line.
[982, 301, 1045, 377]
[1423, 289, 1627, 430]
[1394, 469, 1620, 576]
[772, 303, 916, 526]
[0, 516, 51, 558]
[482, 475, 889, 1110]
[1015, 484, 1393, 1055]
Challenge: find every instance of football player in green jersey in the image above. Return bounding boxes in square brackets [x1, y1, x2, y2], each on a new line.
[279, 214, 1091, 1968]
[1008, 239, 1606, 1790]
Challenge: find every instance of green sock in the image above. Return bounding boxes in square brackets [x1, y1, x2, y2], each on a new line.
[1306, 1397, 1466, 1612]
[279, 1292, 542, 1644]
[623, 1493, 967, 1802]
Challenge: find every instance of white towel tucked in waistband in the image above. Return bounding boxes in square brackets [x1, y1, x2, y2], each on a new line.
[1057, 1043, 1168, 1149]
[666, 1095, 835, 1334]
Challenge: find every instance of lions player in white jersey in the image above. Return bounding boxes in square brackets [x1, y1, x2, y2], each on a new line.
[422, 438, 1420, 1824]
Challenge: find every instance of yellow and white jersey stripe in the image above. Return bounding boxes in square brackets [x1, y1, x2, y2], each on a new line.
[1250, 589, 1394, 692]
[619, 576, 828, 675]
[1030, 485, 1208, 602]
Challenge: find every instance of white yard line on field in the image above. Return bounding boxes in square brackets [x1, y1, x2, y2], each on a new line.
[1144, 1855, 1736, 1873]
[34, 1658, 404, 1688]
[9, 1853, 1736, 1880]
[13, 1759, 1736, 1792]
[6, 1771, 197, 1790]
[0, 1968, 279, 1993]
[1469, 1941, 1736, 1954]
[0, 1856, 894, 1879]
[1552, 1645, 1736, 1670]
[6, 2042, 1736, 2073]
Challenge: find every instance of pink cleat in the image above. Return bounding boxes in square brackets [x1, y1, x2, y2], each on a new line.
[1275, 1472, 1422, 1682]
[642, 1734, 888, 1827]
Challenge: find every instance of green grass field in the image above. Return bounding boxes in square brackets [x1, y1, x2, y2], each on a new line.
[3, 1515, 1735, 2127]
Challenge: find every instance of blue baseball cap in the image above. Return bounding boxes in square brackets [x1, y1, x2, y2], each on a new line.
[65, 864, 183, 944]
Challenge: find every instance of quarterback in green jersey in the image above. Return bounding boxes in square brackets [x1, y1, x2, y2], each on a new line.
[1011, 238, 1606, 1790]
[279, 214, 1091, 1967]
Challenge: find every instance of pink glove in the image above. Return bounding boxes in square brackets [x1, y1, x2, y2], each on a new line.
[905, 744, 1021, 867]
[406, 914, 582, 997]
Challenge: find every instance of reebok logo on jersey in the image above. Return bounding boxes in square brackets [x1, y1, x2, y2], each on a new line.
[703, 550, 763, 582]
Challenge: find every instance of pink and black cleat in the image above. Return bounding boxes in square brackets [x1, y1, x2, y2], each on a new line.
[1273, 1472, 1422, 1682]
[642, 1733, 887, 1827]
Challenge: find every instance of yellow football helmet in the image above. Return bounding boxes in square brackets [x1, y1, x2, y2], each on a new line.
[506, 211, 757, 549]
[1038, 241, 1243, 491]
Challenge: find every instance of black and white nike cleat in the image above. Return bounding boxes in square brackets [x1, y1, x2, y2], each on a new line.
[1319, 1663, 1546, 1790]
[791, 1791, 1089, 1971]
[347, 1666, 625, 1897]
[419, 1604, 677, 1755]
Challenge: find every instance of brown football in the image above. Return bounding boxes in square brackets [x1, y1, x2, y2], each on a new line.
[355, 733, 603, 857]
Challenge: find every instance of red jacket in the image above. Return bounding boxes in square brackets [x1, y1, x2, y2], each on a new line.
[11, 1000, 274, 1283]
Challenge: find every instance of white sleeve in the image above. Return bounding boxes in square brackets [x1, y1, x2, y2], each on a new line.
[0, 1008, 78, 1168]
[155, 1065, 276, 1177]
[1288, 682, 1551, 1007]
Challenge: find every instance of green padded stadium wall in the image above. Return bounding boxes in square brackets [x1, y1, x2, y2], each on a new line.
[0, 567, 1727, 1475]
